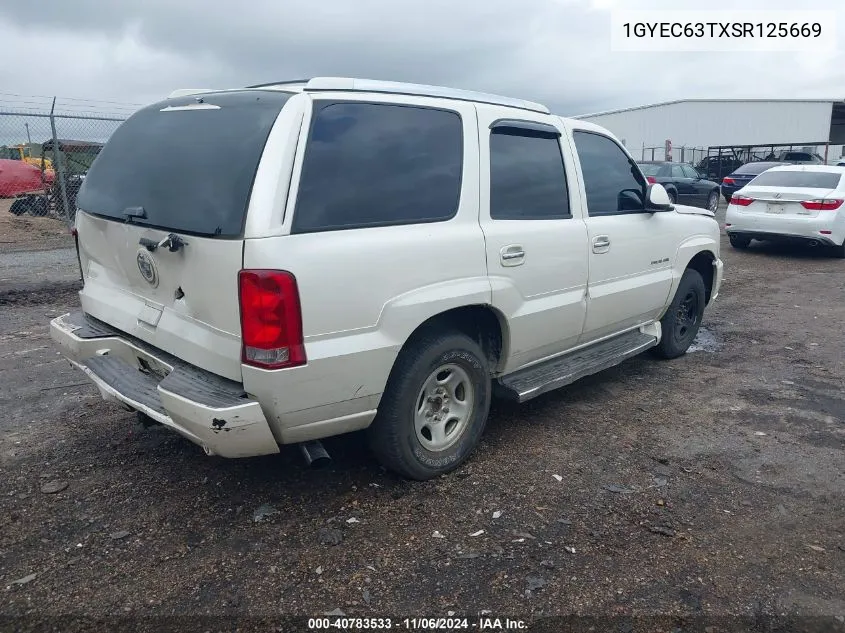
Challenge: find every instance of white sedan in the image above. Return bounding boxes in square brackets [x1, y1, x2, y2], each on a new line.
[725, 165, 845, 258]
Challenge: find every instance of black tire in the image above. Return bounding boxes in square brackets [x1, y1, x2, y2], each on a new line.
[667, 189, 677, 204]
[368, 331, 491, 480]
[653, 269, 706, 360]
[729, 234, 751, 249]
[831, 241, 845, 259]
[706, 190, 719, 212]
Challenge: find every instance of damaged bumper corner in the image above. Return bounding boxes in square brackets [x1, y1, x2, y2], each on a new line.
[50, 311, 279, 458]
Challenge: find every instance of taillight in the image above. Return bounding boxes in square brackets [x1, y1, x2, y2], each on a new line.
[646, 176, 657, 184]
[238, 269, 305, 369]
[800, 199, 844, 211]
[722, 177, 735, 185]
[730, 194, 754, 207]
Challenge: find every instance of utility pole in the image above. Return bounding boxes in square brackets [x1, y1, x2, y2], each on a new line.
[25, 123, 31, 145]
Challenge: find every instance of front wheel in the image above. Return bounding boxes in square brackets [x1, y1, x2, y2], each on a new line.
[653, 269, 706, 360]
[368, 331, 491, 480]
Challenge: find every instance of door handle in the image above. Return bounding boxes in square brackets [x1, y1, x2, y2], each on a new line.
[592, 235, 610, 253]
[500, 245, 525, 266]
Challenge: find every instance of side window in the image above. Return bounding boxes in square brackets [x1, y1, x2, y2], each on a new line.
[681, 165, 699, 179]
[490, 127, 571, 220]
[292, 102, 463, 233]
[572, 131, 647, 216]
[670, 165, 686, 178]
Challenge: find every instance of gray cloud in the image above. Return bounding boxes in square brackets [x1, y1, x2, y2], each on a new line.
[0, 0, 843, 116]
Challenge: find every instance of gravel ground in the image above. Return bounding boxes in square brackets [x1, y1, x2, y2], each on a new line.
[0, 212, 843, 632]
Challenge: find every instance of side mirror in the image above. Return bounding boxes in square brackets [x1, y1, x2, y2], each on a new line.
[646, 183, 673, 211]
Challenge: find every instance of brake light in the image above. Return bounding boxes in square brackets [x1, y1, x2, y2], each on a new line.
[238, 269, 305, 369]
[646, 176, 657, 184]
[800, 199, 844, 211]
[730, 194, 754, 207]
[722, 177, 735, 185]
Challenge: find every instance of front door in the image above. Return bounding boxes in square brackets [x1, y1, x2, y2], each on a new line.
[567, 128, 675, 343]
[476, 104, 589, 372]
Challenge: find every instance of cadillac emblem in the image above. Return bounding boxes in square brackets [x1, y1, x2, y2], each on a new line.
[136, 249, 159, 287]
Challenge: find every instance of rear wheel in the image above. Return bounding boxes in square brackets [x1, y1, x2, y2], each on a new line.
[831, 241, 845, 259]
[729, 234, 751, 249]
[653, 269, 706, 360]
[667, 189, 677, 204]
[368, 331, 491, 480]
[707, 190, 719, 212]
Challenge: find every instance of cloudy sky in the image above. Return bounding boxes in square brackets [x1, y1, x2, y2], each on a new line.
[0, 0, 843, 117]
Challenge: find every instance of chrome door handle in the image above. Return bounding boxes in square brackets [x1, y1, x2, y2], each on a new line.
[500, 245, 525, 266]
[592, 235, 610, 253]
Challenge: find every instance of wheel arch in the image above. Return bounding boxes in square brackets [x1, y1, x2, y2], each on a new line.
[396, 304, 510, 375]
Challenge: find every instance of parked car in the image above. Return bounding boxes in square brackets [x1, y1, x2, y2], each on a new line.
[0, 158, 54, 200]
[772, 151, 824, 164]
[697, 155, 744, 181]
[637, 161, 720, 211]
[50, 78, 723, 480]
[725, 165, 845, 257]
[720, 161, 787, 203]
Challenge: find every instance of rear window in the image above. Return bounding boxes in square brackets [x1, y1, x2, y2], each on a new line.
[638, 164, 662, 176]
[76, 90, 291, 237]
[734, 162, 782, 175]
[292, 102, 463, 233]
[750, 170, 842, 189]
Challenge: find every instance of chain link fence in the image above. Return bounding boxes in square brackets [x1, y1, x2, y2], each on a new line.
[0, 109, 125, 227]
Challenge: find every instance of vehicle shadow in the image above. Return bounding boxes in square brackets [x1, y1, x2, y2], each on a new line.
[735, 240, 840, 260]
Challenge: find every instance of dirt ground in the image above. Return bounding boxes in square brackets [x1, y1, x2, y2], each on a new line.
[0, 200, 73, 252]
[0, 209, 843, 632]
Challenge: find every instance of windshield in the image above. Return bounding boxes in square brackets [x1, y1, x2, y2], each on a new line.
[750, 170, 842, 189]
[76, 90, 292, 237]
[638, 163, 662, 176]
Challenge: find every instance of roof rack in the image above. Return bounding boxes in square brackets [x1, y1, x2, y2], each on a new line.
[244, 79, 311, 89]
[167, 88, 217, 99]
[240, 77, 549, 114]
[304, 77, 549, 114]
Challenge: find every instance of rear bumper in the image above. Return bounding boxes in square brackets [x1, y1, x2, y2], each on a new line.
[50, 311, 280, 458]
[725, 208, 845, 246]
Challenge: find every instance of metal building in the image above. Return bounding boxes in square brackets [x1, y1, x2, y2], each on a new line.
[573, 99, 845, 167]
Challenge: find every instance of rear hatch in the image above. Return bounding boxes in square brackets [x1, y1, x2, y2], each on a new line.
[734, 170, 843, 219]
[74, 89, 292, 382]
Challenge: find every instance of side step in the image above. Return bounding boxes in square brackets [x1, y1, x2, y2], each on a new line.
[496, 330, 658, 403]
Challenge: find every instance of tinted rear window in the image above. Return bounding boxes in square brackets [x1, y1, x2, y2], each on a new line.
[76, 90, 291, 237]
[734, 162, 783, 175]
[638, 164, 662, 176]
[750, 171, 842, 189]
[292, 102, 463, 233]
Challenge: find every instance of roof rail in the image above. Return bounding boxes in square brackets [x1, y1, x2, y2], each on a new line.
[303, 77, 550, 114]
[244, 79, 311, 89]
[168, 88, 217, 99]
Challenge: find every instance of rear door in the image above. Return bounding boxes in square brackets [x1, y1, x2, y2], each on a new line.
[682, 165, 712, 206]
[476, 105, 589, 371]
[670, 164, 697, 205]
[74, 90, 294, 381]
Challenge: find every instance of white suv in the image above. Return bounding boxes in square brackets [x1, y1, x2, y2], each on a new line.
[50, 78, 723, 480]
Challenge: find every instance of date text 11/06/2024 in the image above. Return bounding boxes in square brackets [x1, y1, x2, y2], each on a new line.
[307, 617, 528, 630]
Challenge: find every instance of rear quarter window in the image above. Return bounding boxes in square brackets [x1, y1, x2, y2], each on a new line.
[749, 171, 842, 189]
[292, 102, 463, 233]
